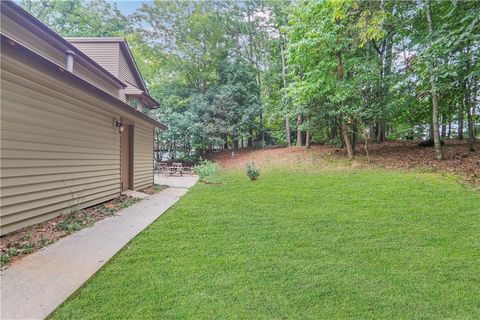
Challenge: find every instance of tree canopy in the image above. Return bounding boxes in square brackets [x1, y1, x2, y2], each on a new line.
[21, 0, 479, 160]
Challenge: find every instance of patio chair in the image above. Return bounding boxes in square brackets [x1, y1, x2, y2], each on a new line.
[172, 162, 183, 176]
[157, 162, 168, 175]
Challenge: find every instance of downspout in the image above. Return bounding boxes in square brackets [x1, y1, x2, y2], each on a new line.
[65, 50, 75, 72]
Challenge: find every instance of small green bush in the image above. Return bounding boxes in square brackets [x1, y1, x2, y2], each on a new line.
[193, 160, 219, 182]
[246, 162, 260, 181]
[20, 243, 34, 254]
[8, 247, 19, 256]
[1, 254, 10, 265]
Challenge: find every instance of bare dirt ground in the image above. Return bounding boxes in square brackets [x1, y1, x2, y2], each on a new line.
[208, 140, 480, 185]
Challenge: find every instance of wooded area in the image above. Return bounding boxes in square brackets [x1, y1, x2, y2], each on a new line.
[21, 0, 479, 160]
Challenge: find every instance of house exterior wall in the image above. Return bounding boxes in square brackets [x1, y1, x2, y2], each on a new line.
[133, 124, 154, 190]
[0, 3, 162, 235]
[69, 42, 120, 77]
[0, 8, 122, 99]
[67, 41, 144, 104]
[118, 49, 142, 88]
[0, 45, 122, 235]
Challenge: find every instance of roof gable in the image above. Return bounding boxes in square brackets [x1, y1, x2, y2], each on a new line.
[118, 43, 145, 90]
[65, 37, 148, 93]
[0, 1, 126, 90]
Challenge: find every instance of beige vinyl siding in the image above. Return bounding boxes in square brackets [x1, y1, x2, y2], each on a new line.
[1, 13, 65, 69]
[1, 11, 121, 99]
[133, 124, 154, 190]
[119, 50, 142, 88]
[0, 46, 121, 235]
[69, 42, 120, 77]
[74, 62, 123, 100]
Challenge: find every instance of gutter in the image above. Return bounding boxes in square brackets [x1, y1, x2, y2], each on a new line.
[2, 1, 127, 89]
[2, 34, 167, 130]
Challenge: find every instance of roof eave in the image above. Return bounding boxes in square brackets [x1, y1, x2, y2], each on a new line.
[118, 40, 149, 93]
[3, 1, 126, 89]
[2, 34, 166, 130]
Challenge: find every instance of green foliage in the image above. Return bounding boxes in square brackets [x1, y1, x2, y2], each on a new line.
[20, 0, 129, 37]
[284, 0, 478, 150]
[0, 255, 9, 266]
[20, 243, 34, 254]
[8, 247, 19, 256]
[56, 214, 83, 233]
[21, 0, 479, 154]
[245, 162, 261, 181]
[193, 160, 219, 182]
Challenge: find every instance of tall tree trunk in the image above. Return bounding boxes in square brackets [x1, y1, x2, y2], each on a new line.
[459, 97, 465, 139]
[306, 130, 311, 149]
[467, 78, 477, 151]
[331, 123, 337, 140]
[351, 123, 357, 151]
[441, 114, 447, 138]
[428, 123, 434, 140]
[296, 114, 303, 146]
[248, 128, 253, 147]
[232, 134, 238, 157]
[372, 123, 378, 143]
[448, 118, 452, 139]
[341, 121, 354, 159]
[279, 33, 291, 147]
[467, 104, 476, 152]
[425, 0, 444, 160]
[376, 123, 384, 143]
[285, 115, 291, 146]
[172, 139, 176, 159]
[337, 49, 353, 158]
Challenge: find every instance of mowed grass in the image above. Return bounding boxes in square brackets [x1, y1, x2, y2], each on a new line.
[50, 169, 480, 319]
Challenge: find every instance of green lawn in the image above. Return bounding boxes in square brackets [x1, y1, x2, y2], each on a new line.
[51, 169, 480, 319]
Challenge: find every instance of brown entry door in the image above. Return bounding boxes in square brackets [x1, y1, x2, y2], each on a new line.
[120, 124, 133, 191]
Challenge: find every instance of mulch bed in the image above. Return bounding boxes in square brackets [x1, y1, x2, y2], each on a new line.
[356, 140, 479, 185]
[0, 184, 168, 269]
[0, 195, 142, 269]
[0, 185, 172, 269]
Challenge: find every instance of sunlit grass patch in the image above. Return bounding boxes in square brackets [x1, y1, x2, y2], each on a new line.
[51, 169, 480, 319]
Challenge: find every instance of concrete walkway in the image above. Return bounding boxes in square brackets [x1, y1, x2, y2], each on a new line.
[1, 175, 197, 320]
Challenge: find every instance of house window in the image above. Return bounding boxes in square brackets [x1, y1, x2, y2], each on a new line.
[142, 104, 150, 114]
[129, 98, 138, 109]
